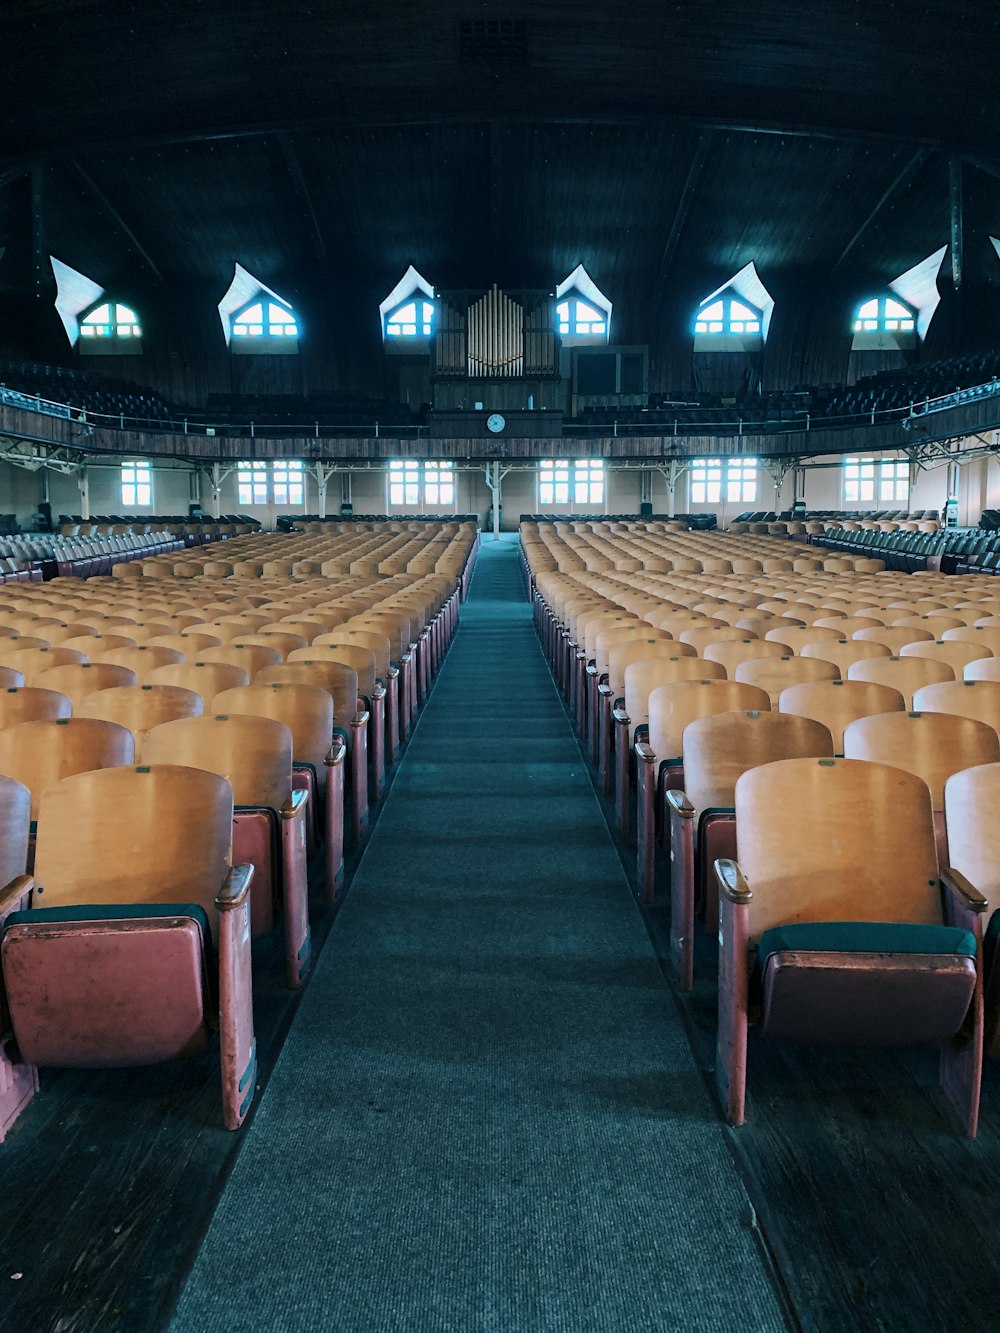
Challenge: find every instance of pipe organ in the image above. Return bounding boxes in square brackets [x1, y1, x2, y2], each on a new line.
[433, 286, 557, 380]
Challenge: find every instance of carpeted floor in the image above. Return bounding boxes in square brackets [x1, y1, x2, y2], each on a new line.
[169, 536, 787, 1332]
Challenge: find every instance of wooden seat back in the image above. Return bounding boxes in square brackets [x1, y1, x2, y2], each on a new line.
[844, 710, 1000, 809]
[200, 644, 284, 679]
[945, 764, 1000, 914]
[287, 645, 376, 697]
[735, 758, 940, 943]
[853, 625, 934, 653]
[257, 661, 359, 724]
[648, 679, 771, 761]
[77, 684, 204, 753]
[734, 655, 839, 707]
[899, 640, 992, 673]
[623, 656, 725, 731]
[702, 639, 790, 678]
[764, 625, 844, 655]
[912, 679, 1000, 734]
[144, 714, 291, 810]
[34, 765, 232, 923]
[683, 711, 833, 812]
[213, 683, 333, 776]
[92, 646, 186, 682]
[0, 718, 135, 818]
[312, 632, 392, 681]
[145, 632, 223, 656]
[33, 662, 138, 710]
[847, 654, 954, 706]
[779, 679, 905, 752]
[799, 638, 892, 675]
[146, 661, 251, 702]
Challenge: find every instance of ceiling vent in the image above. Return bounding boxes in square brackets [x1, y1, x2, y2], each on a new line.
[457, 19, 527, 63]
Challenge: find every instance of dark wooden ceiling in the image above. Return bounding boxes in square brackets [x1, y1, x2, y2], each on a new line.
[1, 0, 999, 392]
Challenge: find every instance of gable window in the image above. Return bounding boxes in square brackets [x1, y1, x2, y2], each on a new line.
[538, 459, 604, 506]
[423, 461, 454, 505]
[726, 457, 758, 503]
[556, 298, 607, 338]
[232, 300, 298, 339]
[121, 460, 151, 507]
[386, 300, 434, 338]
[690, 458, 722, 504]
[272, 460, 304, 506]
[81, 302, 141, 340]
[238, 461, 268, 506]
[694, 296, 761, 336]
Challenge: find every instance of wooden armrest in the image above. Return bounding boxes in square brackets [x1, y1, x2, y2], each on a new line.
[325, 735, 348, 767]
[666, 789, 695, 818]
[0, 873, 33, 917]
[612, 706, 630, 725]
[280, 789, 309, 819]
[216, 863, 254, 912]
[352, 709, 371, 727]
[715, 858, 752, 905]
[941, 866, 989, 914]
[634, 742, 657, 763]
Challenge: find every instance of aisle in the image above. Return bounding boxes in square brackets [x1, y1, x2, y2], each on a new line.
[170, 536, 786, 1332]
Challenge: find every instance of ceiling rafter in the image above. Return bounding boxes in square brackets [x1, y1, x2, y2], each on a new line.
[832, 149, 930, 272]
[66, 159, 165, 284]
[276, 134, 330, 268]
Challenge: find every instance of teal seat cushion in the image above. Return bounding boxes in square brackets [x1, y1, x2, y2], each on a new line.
[5, 901, 212, 936]
[758, 921, 976, 967]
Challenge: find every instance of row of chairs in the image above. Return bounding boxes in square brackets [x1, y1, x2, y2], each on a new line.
[526, 520, 1000, 1136]
[0, 521, 479, 1135]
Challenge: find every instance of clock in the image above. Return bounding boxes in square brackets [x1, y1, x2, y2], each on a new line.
[486, 412, 506, 434]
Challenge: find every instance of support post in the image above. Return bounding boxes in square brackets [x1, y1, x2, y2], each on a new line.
[484, 461, 505, 541]
[77, 466, 90, 521]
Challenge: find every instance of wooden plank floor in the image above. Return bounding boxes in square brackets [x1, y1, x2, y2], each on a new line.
[0, 814, 379, 1333]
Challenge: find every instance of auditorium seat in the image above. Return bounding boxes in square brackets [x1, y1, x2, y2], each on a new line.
[146, 660, 252, 701]
[33, 662, 139, 710]
[143, 715, 310, 988]
[0, 774, 33, 1139]
[944, 764, 1000, 1056]
[778, 679, 905, 752]
[663, 711, 833, 987]
[847, 655, 955, 707]
[844, 710, 1000, 861]
[715, 758, 985, 1134]
[0, 765, 256, 1130]
[77, 683, 205, 752]
[734, 654, 839, 707]
[912, 680, 1000, 735]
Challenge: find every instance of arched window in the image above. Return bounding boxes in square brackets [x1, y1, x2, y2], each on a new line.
[852, 295, 916, 334]
[385, 299, 434, 338]
[694, 295, 761, 336]
[80, 302, 141, 340]
[232, 299, 299, 339]
[556, 297, 607, 338]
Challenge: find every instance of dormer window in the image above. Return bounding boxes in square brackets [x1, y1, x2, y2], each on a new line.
[80, 302, 141, 339]
[232, 300, 299, 339]
[853, 296, 916, 334]
[694, 295, 761, 336]
[386, 299, 434, 337]
[556, 298, 607, 337]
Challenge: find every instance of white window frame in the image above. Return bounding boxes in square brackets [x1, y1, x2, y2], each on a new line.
[879, 459, 909, 504]
[388, 460, 455, 507]
[690, 458, 722, 505]
[232, 299, 299, 340]
[538, 459, 605, 507]
[237, 460, 269, 506]
[272, 460, 305, 506]
[82, 302, 142, 340]
[121, 459, 152, 508]
[726, 457, 758, 504]
[843, 456, 877, 504]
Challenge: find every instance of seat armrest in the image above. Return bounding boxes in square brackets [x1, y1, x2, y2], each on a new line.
[586, 663, 598, 678]
[612, 705, 630, 726]
[372, 682, 387, 702]
[325, 735, 347, 767]
[280, 789, 309, 819]
[666, 789, 695, 818]
[352, 709, 371, 727]
[634, 741, 656, 763]
[597, 683, 614, 698]
[941, 867, 989, 914]
[715, 858, 752, 905]
[216, 863, 254, 912]
[0, 874, 33, 918]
